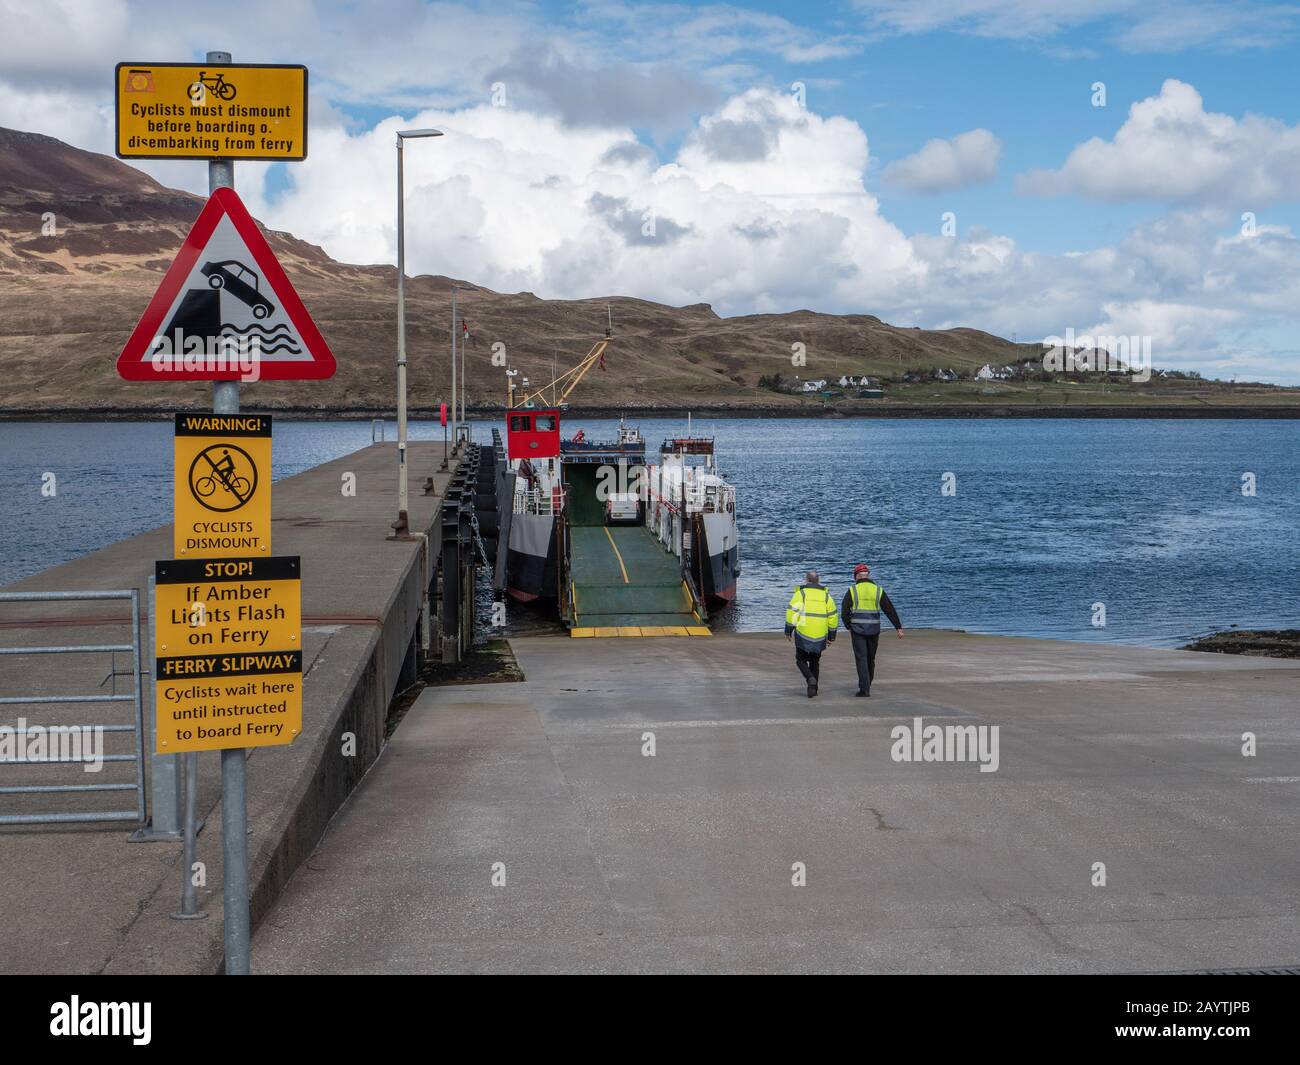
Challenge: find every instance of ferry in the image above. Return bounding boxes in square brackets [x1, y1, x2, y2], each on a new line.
[489, 338, 739, 631]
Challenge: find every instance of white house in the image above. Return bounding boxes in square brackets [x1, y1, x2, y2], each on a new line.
[801, 379, 828, 392]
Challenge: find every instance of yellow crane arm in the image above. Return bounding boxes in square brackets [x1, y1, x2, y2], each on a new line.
[512, 336, 610, 409]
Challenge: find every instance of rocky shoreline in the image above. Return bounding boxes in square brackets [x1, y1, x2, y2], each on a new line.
[5, 403, 1300, 422]
[1182, 630, 1300, 659]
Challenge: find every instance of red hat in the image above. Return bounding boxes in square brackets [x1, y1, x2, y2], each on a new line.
[854, 563, 870, 577]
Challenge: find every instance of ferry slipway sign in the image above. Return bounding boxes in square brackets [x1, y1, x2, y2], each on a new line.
[154, 556, 303, 753]
[116, 187, 336, 381]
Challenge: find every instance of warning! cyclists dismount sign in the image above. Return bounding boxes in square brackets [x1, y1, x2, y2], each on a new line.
[174, 413, 272, 558]
[117, 187, 337, 382]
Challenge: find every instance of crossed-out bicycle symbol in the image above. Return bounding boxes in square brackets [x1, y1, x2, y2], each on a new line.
[188, 71, 237, 104]
[188, 444, 258, 512]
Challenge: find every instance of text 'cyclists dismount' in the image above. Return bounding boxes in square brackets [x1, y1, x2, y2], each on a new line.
[174, 413, 271, 558]
[154, 556, 302, 753]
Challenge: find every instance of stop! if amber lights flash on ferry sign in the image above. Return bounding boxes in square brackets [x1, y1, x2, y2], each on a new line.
[115, 62, 307, 161]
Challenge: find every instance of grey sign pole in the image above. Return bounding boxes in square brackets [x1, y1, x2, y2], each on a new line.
[206, 48, 251, 976]
[172, 748, 207, 920]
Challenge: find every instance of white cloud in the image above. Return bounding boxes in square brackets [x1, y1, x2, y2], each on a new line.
[233, 87, 1300, 382]
[0, 0, 130, 88]
[485, 45, 717, 128]
[581, 2, 864, 65]
[1018, 80, 1300, 208]
[853, 0, 1300, 52]
[253, 88, 920, 315]
[900, 207, 1300, 382]
[883, 129, 1002, 194]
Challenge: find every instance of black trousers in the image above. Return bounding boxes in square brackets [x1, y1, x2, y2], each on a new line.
[851, 631, 879, 693]
[795, 646, 822, 683]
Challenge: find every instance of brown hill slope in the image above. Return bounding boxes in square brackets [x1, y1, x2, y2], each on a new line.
[0, 126, 1124, 414]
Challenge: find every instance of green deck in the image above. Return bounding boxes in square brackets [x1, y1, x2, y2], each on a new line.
[569, 525, 700, 629]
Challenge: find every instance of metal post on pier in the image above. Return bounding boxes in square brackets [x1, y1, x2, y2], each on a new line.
[133, 574, 182, 841]
[440, 487, 462, 663]
[391, 127, 443, 539]
[171, 749, 207, 921]
[392, 131, 412, 539]
[206, 48, 250, 976]
[451, 285, 459, 455]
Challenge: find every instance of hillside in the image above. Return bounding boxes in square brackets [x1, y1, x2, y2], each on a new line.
[1, 126, 1296, 416]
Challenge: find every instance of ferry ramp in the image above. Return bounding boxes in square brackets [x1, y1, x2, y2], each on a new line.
[568, 525, 706, 636]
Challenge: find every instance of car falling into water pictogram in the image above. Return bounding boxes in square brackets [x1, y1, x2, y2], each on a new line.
[201, 259, 275, 319]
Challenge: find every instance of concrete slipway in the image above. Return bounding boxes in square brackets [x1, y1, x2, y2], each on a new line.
[253, 630, 1300, 975]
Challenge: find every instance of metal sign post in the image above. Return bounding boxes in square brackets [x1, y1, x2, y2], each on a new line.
[114, 46, 327, 975]
[206, 49, 250, 978]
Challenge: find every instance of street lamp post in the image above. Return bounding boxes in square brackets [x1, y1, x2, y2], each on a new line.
[451, 284, 459, 453]
[452, 283, 471, 452]
[460, 288, 468, 446]
[390, 127, 443, 540]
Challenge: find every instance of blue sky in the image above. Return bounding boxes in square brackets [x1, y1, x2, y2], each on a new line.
[5, 0, 1300, 381]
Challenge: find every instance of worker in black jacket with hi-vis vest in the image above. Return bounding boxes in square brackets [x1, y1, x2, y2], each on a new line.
[841, 563, 903, 697]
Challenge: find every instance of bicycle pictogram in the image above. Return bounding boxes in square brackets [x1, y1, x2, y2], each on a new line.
[188, 71, 237, 104]
[188, 444, 258, 512]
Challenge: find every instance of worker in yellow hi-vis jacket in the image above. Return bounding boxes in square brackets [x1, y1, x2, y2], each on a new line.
[784, 570, 839, 698]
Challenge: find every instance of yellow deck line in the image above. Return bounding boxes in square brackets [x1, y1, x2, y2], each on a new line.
[603, 526, 630, 583]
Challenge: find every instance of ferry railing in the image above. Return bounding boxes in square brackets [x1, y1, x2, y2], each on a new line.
[514, 486, 565, 516]
[0, 589, 147, 827]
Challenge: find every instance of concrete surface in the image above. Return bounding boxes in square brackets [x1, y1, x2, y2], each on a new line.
[0, 441, 461, 974]
[253, 630, 1300, 974]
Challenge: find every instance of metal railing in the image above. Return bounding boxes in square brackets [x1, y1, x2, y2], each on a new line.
[513, 486, 565, 516]
[0, 589, 147, 826]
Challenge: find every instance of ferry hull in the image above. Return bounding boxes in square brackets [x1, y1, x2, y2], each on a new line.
[698, 511, 739, 607]
[505, 512, 557, 602]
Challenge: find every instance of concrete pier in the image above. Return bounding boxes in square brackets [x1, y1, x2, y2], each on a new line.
[0, 440, 465, 974]
[253, 630, 1300, 974]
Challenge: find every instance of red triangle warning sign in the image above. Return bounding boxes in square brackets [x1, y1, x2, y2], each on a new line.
[117, 187, 337, 381]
